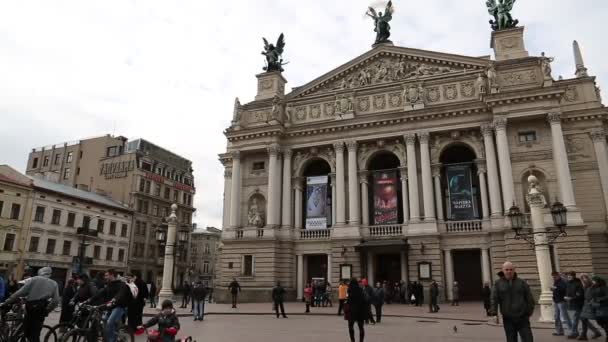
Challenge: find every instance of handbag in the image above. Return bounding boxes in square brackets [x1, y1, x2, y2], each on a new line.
[410, 294, 416, 301]
[343, 302, 351, 321]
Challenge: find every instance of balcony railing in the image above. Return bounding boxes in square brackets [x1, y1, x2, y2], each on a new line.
[299, 229, 331, 240]
[445, 220, 483, 233]
[235, 229, 244, 239]
[369, 224, 403, 237]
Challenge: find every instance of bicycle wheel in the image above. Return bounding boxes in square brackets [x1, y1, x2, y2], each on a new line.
[59, 328, 93, 342]
[116, 326, 133, 342]
[44, 323, 72, 342]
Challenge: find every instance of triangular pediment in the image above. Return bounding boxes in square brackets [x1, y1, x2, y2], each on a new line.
[287, 45, 490, 99]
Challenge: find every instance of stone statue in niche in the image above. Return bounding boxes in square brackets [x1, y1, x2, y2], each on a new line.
[540, 52, 554, 80]
[269, 95, 282, 122]
[231, 97, 242, 127]
[486, 62, 499, 93]
[475, 73, 486, 98]
[247, 197, 265, 228]
[284, 103, 293, 124]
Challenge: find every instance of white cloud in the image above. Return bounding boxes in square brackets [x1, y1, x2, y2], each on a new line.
[0, 0, 606, 228]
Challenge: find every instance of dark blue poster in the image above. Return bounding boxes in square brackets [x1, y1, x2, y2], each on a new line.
[446, 165, 477, 220]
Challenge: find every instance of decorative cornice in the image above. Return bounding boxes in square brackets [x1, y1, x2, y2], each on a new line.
[346, 140, 358, 152]
[418, 131, 430, 144]
[404, 133, 417, 145]
[231, 151, 241, 160]
[493, 117, 507, 131]
[333, 142, 345, 153]
[480, 123, 494, 137]
[590, 128, 606, 143]
[547, 112, 562, 124]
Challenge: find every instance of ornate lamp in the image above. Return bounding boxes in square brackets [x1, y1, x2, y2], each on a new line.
[550, 200, 567, 233]
[507, 204, 524, 233]
[178, 225, 190, 244]
[155, 224, 167, 244]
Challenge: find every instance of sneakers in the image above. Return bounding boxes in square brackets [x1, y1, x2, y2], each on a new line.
[553, 333, 565, 336]
[576, 336, 588, 341]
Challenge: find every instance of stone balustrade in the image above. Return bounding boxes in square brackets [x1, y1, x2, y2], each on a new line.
[299, 229, 332, 240]
[369, 224, 403, 237]
[445, 220, 483, 233]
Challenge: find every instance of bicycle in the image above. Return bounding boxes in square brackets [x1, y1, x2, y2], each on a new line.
[59, 304, 133, 342]
[44, 303, 91, 342]
[0, 298, 56, 342]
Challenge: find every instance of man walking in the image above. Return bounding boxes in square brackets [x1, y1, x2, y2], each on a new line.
[338, 280, 348, 316]
[191, 280, 207, 321]
[565, 271, 584, 339]
[0, 267, 60, 342]
[451, 281, 460, 306]
[180, 281, 191, 309]
[148, 280, 157, 308]
[552, 271, 573, 336]
[272, 281, 287, 318]
[228, 278, 241, 308]
[490, 261, 535, 342]
[373, 282, 385, 323]
[429, 281, 440, 313]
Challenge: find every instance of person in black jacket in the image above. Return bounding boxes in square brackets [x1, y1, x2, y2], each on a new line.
[87, 269, 132, 342]
[191, 281, 207, 321]
[429, 281, 440, 313]
[565, 271, 585, 339]
[271, 281, 287, 318]
[361, 279, 375, 325]
[372, 282, 385, 323]
[346, 279, 366, 342]
[60, 277, 77, 324]
[71, 273, 98, 305]
[148, 281, 157, 308]
[180, 282, 191, 309]
[490, 262, 535, 342]
[228, 278, 241, 308]
[127, 272, 149, 333]
[481, 282, 492, 316]
[139, 300, 180, 342]
[552, 271, 573, 336]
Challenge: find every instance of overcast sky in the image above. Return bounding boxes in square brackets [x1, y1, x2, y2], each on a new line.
[1, 0, 606, 229]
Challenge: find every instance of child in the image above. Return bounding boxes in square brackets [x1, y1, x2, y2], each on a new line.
[139, 300, 180, 342]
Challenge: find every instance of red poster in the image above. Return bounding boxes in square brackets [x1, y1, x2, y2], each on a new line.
[373, 171, 398, 225]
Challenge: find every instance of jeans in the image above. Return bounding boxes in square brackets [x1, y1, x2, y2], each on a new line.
[374, 304, 383, 323]
[581, 317, 602, 338]
[503, 317, 534, 342]
[554, 301, 572, 335]
[193, 300, 205, 320]
[106, 307, 126, 342]
[567, 309, 581, 336]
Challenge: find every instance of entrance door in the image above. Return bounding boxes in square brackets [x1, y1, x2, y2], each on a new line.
[452, 250, 483, 300]
[375, 254, 401, 284]
[306, 255, 328, 282]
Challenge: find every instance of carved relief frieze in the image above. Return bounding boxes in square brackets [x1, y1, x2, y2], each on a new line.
[563, 86, 578, 102]
[248, 110, 269, 123]
[295, 106, 307, 121]
[357, 96, 370, 113]
[460, 81, 476, 98]
[426, 86, 440, 103]
[292, 147, 336, 175]
[442, 84, 458, 100]
[357, 140, 406, 169]
[324, 102, 336, 117]
[565, 134, 592, 161]
[310, 104, 321, 119]
[388, 92, 403, 108]
[373, 94, 387, 110]
[335, 94, 355, 115]
[498, 69, 538, 87]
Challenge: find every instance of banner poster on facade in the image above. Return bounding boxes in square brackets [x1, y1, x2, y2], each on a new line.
[373, 171, 399, 225]
[446, 165, 477, 220]
[306, 176, 328, 229]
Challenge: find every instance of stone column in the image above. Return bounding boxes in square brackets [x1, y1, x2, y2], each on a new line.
[158, 204, 178, 304]
[548, 113, 577, 207]
[404, 134, 420, 221]
[590, 128, 608, 216]
[296, 254, 304, 299]
[399, 167, 409, 223]
[476, 160, 490, 219]
[281, 149, 293, 228]
[367, 252, 374, 286]
[222, 168, 232, 228]
[527, 175, 555, 322]
[334, 142, 347, 225]
[229, 151, 242, 228]
[481, 248, 492, 285]
[267, 144, 281, 226]
[360, 172, 370, 226]
[419, 132, 435, 220]
[347, 141, 360, 225]
[432, 164, 444, 221]
[444, 249, 454, 301]
[330, 173, 337, 225]
[327, 253, 332, 284]
[294, 179, 304, 229]
[481, 123, 503, 216]
[493, 118, 515, 211]
[400, 250, 408, 282]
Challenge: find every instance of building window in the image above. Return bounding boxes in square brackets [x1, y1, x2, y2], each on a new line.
[148, 245, 155, 258]
[162, 207, 169, 218]
[66, 212, 76, 227]
[518, 131, 537, 143]
[109, 221, 116, 235]
[204, 244, 210, 255]
[67, 152, 73, 163]
[118, 249, 125, 262]
[145, 181, 151, 194]
[51, 209, 61, 225]
[3, 233, 15, 251]
[173, 190, 179, 202]
[54, 154, 61, 165]
[164, 187, 170, 199]
[106, 146, 118, 157]
[252, 162, 265, 171]
[46, 239, 56, 255]
[62, 241, 71, 255]
[120, 224, 128, 237]
[142, 162, 152, 171]
[139, 178, 146, 192]
[97, 219, 105, 233]
[34, 206, 45, 222]
[203, 261, 210, 274]
[152, 205, 158, 217]
[182, 193, 187, 204]
[141, 222, 147, 236]
[64, 168, 71, 179]
[94, 245, 101, 259]
[141, 201, 149, 215]
[29, 236, 40, 253]
[242, 255, 254, 276]
[0, 201, 3, 217]
[77, 167, 80, 175]
[79, 151, 83, 159]
[10, 203, 21, 220]
[82, 216, 91, 229]
[43, 156, 49, 167]
[106, 247, 113, 261]
[154, 184, 161, 197]
[32, 157, 39, 168]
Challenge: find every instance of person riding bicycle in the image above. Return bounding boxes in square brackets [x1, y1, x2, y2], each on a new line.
[86, 269, 132, 342]
[138, 299, 180, 342]
[0, 267, 59, 342]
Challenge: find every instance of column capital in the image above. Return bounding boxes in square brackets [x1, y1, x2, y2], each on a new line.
[346, 140, 358, 152]
[358, 173, 369, 184]
[404, 133, 417, 145]
[224, 169, 232, 178]
[333, 141, 345, 153]
[282, 148, 293, 158]
[590, 128, 606, 142]
[547, 112, 562, 124]
[493, 117, 507, 131]
[431, 163, 442, 177]
[267, 144, 281, 155]
[293, 177, 305, 190]
[231, 150, 241, 160]
[475, 159, 487, 174]
[418, 131, 430, 144]
[480, 123, 494, 137]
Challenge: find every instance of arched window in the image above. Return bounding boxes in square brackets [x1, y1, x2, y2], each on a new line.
[440, 144, 481, 221]
[302, 159, 332, 228]
[367, 151, 402, 225]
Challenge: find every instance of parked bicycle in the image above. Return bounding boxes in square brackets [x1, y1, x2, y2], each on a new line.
[44, 303, 91, 342]
[0, 297, 56, 342]
[59, 304, 133, 342]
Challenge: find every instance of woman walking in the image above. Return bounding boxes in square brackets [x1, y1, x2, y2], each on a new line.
[587, 276, 608, 340]
[304, 282, 313, 313]
[580, 274, 603, 340]
[345, 279, 366, 342]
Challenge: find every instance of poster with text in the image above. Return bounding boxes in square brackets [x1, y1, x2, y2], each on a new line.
[373, 171, 399, 225]
[306, 176, 328, 229]
[446, 165, 477, 220]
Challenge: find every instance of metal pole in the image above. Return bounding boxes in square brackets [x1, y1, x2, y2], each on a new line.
[79, 231, 86, 274]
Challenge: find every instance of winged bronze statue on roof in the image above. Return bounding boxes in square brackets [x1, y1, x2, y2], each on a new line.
[486, 0, 519, 31]
[261, 33, 287, 72]
[366, 1, 394, 45]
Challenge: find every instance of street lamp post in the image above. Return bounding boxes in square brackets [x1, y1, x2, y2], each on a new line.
[507, 175, 568, 323]
[75, 215, 99, 274]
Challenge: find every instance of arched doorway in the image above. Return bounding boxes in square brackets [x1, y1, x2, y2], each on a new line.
[439, 145, 481, 221]
[302, 159, 332, 229]
[366, 151, 403, 225]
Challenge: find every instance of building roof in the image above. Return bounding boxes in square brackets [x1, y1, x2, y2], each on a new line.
[0, 173, 32, 188]
[191, 227, 221, 235]
[28, 175, 131, 212]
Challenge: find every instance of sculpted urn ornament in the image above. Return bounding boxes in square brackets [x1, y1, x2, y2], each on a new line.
[366, 1, 394, 46]
[261, 33, 287, 72]
[486, 0, 519, 31]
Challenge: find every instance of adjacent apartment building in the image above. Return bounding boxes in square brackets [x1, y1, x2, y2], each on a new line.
[189, 226, 221, 288]
[26, 136, 196, 285]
